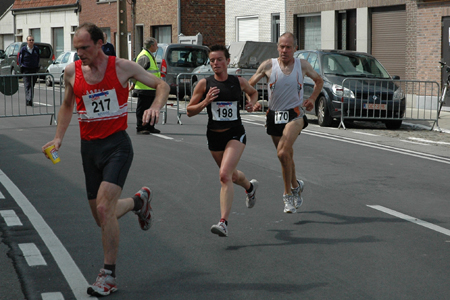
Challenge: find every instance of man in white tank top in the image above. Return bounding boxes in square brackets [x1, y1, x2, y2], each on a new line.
[249, 32, 323, 214]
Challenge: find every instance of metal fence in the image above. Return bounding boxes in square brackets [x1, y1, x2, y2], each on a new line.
[0, 73, 57, 125]
[338, 78, 440, 130]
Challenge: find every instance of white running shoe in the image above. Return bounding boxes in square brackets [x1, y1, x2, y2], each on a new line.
[87, 269, 117, 296]
[134, 187, 153, 230]
[211, 221, 228, 237]
[246, 179, 259, 208]
[292, 179, 304, 209]
[283, 194, 296, 213]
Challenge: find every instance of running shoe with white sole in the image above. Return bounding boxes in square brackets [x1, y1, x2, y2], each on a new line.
[134, 187, 153, 230]
[283, 194, 296, 213]
[292, 179, 304, 209]
[87, 268, 117, 296]
[245, 179, 259, 208]
[211, 221, 228, 237]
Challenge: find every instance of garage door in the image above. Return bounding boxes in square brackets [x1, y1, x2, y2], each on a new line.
[237, 17, 259, 42]
[371, 6, 406, 80]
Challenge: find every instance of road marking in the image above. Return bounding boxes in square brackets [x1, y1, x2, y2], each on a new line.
[353, 131, 379, 136]
[152, 133, 174, 140]
[400, 140, 430, 146]
[0, 210, 23, 226]
[367, 205, 450, 237]
[408, 137, 450, 145]
[0, 191, 4, 199]
[0, 169, 96, 300]
[41, 292, 65, 300]
[18, 243, 47, 266]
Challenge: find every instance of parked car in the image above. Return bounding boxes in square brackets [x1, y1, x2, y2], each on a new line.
[45, 51, 79, 86]
[294, 49, 405, 129]
[155, 43, 209, 97]
[0, 41, 54, 79]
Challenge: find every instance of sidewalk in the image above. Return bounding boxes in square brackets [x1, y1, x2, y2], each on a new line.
[437, 109, 450, 133]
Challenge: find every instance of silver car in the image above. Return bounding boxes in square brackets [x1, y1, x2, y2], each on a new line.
[45, 51, 79, 86]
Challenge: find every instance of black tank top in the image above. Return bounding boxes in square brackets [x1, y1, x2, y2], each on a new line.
[204, 75, 242, 130]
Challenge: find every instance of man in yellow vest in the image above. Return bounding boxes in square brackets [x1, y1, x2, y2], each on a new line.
[135, 37, 161, 134]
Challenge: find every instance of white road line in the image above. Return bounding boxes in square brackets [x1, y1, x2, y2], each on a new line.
[399, 140, 430, 146]
[41, 292, 65, 300]
[0, 210, 23, 226]
[152, 133, 174, 140]
[367, 205, 450, 237]
[353, 131, 379, 136]
[0, 169, 96, 300]
[0, 191, 4, 199]
[409, 137, 450, 145]
[18, 243, 47, 266]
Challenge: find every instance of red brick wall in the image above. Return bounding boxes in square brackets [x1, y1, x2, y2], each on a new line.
[79, 0, 132, 49]
[180, 0, 225, 47]
[135, 0, 178, 43]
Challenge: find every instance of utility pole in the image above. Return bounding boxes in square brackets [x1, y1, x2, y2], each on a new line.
[117, 0, 128, 59]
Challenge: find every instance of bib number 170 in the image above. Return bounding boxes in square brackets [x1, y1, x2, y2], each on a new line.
[275, 111, 289, 124]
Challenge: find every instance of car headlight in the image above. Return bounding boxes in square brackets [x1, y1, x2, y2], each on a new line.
[332, 84, 355, 99]
[393, 86, 404, 101]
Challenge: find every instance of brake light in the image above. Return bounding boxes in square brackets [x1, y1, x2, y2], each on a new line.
[16, 52, 20, 65]
[52, 53, 55, 61]
[161, 59, 167, 78]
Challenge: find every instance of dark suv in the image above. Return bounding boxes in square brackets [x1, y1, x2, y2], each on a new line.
[294, 49, 405, 129]
[0, 42, 54, 78]
[155, 43, 209, 97]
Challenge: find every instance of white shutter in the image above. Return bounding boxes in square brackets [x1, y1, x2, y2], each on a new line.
[238, 17, 259, 42]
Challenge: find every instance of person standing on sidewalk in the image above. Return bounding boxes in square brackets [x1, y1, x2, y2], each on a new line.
[134, 37, 162, 134]
[42, 23, 169, 297]
[18, 35, 40, 106]
[187, 45, 259, 237]
[248, 32, 323, 214]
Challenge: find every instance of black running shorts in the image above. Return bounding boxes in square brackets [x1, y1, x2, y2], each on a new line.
[207, 125, 247, 151]
[81, 130, 134, 200]
[266, 108, 308, 137]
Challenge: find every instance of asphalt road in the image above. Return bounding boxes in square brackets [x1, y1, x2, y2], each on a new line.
[1, 102, 450, 300]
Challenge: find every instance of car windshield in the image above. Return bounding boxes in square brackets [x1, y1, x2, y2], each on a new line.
[321, 53, 391, 79]
[167, 48, 208, 68]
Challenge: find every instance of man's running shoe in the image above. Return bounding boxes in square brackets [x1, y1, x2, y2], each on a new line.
[211, 221, 228, 237]
[283, 194, 296, 213]
[245, 179, 259, 208]
[292, 179, 304, 209]
[134, 187, 153, 230]
[87, 269, 117, 296]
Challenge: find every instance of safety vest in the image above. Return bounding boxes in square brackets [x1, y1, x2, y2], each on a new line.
[134, 49, 161, 90]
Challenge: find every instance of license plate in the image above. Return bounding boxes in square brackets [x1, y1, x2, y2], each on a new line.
[363, 103, 386, 110]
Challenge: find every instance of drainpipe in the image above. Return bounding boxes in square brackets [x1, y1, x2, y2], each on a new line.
[178, 0, 181, 38]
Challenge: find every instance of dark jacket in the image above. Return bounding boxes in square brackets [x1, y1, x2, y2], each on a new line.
[19, 45, 40, 69]
[102, 43, 116, 56]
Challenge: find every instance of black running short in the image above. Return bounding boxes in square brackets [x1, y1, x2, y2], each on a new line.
[81, 130, 134, 200]
[266, 108, 308, 137]
[207, 125, 247, 151]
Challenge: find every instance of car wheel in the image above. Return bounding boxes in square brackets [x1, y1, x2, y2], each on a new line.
[384, 120, 402, 130]
[317, 95, 333, 127]
[45, 74, 53, 87]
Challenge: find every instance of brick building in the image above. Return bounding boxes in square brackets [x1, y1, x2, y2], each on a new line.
[135, 0, 224, 49]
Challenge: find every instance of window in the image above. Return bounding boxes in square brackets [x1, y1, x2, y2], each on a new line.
[166, 47, 208, 68]
[153, 26, 172, 44]
[52, 27, 64, 59]
[272, 14, 280, 43]
[297, 15, 321, 50]
[307, 53, 320, 73]
[237, 17, 259, 42]
[30, 29, 41, 42]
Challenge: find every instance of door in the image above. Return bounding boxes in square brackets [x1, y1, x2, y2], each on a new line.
[442, 17, 450, 109]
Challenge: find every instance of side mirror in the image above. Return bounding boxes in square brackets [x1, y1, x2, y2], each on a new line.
[0, 53, 5, 59]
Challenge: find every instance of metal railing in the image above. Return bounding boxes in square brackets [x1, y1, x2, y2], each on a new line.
[338, 78, 440, 131]
[0, 73, 57, 125]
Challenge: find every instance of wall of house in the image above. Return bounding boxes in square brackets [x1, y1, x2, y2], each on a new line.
[225, 0, 285, 45]
[0, 10, 14, 49]
[180, 0, 225, 46]
[79, 0, 132, 50]
[135, 0, 177, 43]
[15, 10, 78, 52]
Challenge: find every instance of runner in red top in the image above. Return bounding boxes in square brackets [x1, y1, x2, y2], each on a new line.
[42, 23, 169, 297]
